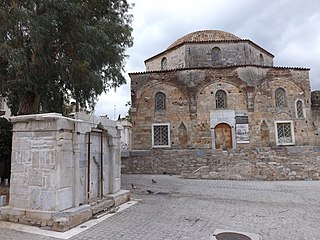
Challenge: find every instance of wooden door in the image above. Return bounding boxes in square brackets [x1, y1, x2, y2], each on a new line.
[214, 123, 232, 150]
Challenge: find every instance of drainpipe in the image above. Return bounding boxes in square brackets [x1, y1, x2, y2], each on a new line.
[87, 132, 91, 202]
[100, 132, 104, 198]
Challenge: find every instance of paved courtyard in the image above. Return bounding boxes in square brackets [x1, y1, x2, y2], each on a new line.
[1, 174, 320, 239]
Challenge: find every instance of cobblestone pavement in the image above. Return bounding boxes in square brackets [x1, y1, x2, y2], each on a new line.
[1, 174, 320, 240]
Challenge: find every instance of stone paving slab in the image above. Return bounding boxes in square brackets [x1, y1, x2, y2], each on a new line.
[1, 174, 320, 239]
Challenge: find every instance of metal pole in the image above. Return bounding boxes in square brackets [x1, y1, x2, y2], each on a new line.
[87, 132, 91, 202]
[100, 132, 104, 198]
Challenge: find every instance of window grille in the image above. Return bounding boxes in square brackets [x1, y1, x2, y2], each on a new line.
[296, 100, 304, 118]
[275, 88, 286, 107]
[153, 125, 169, 146]
[155, 92, 166, 111]
[277, 123, 292, 144]
[215, 90, 227, 109]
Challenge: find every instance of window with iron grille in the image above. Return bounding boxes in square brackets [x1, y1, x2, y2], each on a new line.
[276, 122, 294, 145]
[215, 90, 227, 109]
[152, 124, 170, 147]
[275, 88, 286, 107]
[296, 100, 304, 118]
[155, 92, 166, 111]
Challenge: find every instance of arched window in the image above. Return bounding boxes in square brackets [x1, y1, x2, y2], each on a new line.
[211, 47, 221, 63]
[275, 88, 286, 107]
[215, 90, 227, 109]
[161, 57, 167, 70]
[296, 100, 304, 118]
[155, 92, 166, 111]
[259, 53, 264, 65]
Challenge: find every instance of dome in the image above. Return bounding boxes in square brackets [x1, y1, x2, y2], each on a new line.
[167, 30, 241, 50]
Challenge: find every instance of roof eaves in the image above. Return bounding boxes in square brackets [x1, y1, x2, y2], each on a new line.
[129, 65, 310, 76]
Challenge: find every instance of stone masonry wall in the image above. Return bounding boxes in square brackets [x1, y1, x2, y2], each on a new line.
[121, 146, 320, 180]
[130, 67, 315, 150]
[0, 113, 129, 231]
[145, 41, 273, 71]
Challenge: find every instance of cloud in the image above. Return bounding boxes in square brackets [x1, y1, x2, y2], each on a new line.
[94, 84, 130, 119]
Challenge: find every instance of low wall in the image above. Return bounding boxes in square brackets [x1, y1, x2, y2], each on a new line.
[121, 147, 320, 180]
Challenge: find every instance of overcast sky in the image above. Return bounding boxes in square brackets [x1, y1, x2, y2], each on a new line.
[94, 0, 320, 119]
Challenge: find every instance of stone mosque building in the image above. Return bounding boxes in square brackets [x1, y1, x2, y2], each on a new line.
[124, 30, 320, 179]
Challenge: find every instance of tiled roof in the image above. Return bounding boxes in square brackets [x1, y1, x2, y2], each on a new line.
[167, 30, 241, 50]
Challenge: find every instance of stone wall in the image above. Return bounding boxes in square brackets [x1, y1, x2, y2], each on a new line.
[146, 45, 186, 70]
[121, 146, 320, 180]
[130, 67, 316, 150]
[145, 41, 273, 71]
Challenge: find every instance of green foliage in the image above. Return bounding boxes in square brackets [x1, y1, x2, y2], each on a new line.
[0, 118, 12, 159]
[0, 0, 133, 115]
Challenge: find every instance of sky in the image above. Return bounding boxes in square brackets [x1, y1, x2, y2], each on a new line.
[94, 0, 320, 119]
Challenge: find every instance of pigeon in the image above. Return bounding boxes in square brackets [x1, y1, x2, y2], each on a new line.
[146, 190, 154, 194]
[152, 179, 157, 184]
[131, 183, 136, 189]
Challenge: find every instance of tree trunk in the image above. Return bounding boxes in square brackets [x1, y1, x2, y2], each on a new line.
[17, 91, 40, 115]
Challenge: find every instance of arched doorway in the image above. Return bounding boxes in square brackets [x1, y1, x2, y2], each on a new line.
[214, 123, 232, 150]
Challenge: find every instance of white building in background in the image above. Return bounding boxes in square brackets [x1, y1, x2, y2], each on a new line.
[0, 98, 11, 119]
[117, 119, 132, 157]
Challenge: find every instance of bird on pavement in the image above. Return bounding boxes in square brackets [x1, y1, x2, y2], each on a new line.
[152, 179, 157, 184]
[131, 183, 136, 189]
[146, 190, 154, 194]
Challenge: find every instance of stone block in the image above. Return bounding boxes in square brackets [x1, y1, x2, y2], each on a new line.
[209, 171, 219, 178]
[28, 169, 43, 186]
[57, 131, 73, 140]
[38, 190, 56, 211]
[29, 187, 41, 209]
[268, 162, 278, 165]
[287, 146, 305, 154]
[313, 146, 320, 152]
[56, 187, 73, 211]
[14, 139, 32, 150]
[52, 204, 92, 232]
[25, 209, 54, 221]
[0, 206, 26, 216]
[90, 199, 114, 215]
[195, 149, 207, 157]
[291, 162, 303, 165]
[0, 196, 7, 206]
[106, 190, 130, 207]
[33, 131, 54, 138]
[121, 150, 130, 158]
[130, 150, 151, 157]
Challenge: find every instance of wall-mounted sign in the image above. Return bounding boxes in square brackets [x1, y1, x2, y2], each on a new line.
[235, 111, 249, 143]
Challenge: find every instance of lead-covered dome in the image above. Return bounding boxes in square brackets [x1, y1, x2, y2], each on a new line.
[167, 30, 241, 50]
